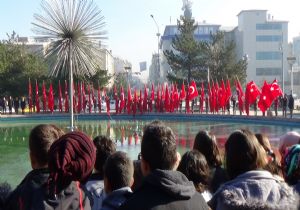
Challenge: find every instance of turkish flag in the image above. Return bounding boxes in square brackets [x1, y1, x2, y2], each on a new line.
[269, 79, 283, 101]
[245, 81, 261, 115]
[133, 88, 137, 115]
[188, 80, 198, 100]
[226, 79, 232, 103]
[200, 82, 205, 112]
[139, 89, 143, 113]
[97, 85, 102, 113]
[258, 81, 272, 112]
[143, 84, 148, 112]
[245, 81, 261, 105]
[235, 79, 244, 113]
[64, 80, 69, 113]
[156, 85, 160, 111]
[180, 82, 186, 100]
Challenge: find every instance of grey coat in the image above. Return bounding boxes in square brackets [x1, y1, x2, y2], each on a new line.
[209, 170, 299, 210]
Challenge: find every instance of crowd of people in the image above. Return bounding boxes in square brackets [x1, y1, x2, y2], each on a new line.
[1, 122, 300, 210]
[0, 92, 296, 118]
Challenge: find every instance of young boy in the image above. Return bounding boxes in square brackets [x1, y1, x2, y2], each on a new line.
[101, 151, 133, 210]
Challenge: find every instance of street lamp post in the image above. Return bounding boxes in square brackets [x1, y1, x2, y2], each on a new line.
[287, 56, 296, 94]
[150, 14, 160, 81]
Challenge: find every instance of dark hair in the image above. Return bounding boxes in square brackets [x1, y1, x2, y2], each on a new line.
[104, 151, 133, 191]
[29, 124, 64, 166]
[225, 129, 267, 179]
[93, 135, 116, 176]
[177, 150, 210, 193]
[0, 182, 12, 210]
[141, 121, 177, 170]
[193, 130, 222, 168]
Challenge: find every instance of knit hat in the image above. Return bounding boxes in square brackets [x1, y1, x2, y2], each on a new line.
[283, 144, 300, 184]
[47, 131, 96, 194]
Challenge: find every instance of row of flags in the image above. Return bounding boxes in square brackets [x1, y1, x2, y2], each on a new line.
[27, 78, 283, 115]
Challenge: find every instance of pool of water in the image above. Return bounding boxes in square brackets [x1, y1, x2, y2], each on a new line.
[0, 119, 299, 187]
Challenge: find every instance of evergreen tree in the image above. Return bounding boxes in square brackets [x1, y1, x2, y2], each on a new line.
[164, 15, 203, 84]
[200, 31, 247, 84]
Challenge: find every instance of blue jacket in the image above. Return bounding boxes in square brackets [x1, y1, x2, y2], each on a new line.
[209, 170, 299, 210]
[100, 187, 132, 210]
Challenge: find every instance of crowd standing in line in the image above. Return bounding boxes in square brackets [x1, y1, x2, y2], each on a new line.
[1, 121, 300, 209]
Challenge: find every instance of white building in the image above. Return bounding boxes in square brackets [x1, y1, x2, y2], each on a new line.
[153, 22, 220, 84]
[234, 10, 288, 91]
[99, 49, 115, 88]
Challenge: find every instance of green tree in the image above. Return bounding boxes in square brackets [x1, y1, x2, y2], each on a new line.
[200, 31, 247, 84]
[0, 41, 48, 97]
[164, 15, 203, 84]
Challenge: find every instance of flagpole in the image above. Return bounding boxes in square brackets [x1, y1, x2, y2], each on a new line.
[69, 45, 74, 131]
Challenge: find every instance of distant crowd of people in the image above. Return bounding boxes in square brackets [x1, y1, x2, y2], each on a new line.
[0, 92, 297, 118]
[1, 121, 300, 210]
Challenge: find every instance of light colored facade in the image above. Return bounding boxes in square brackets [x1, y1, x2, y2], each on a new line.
[99, 49, 115, 88]
[235, 10, 288, 91]
[152, 23, 221, 84]
[290, 36, 300, 96]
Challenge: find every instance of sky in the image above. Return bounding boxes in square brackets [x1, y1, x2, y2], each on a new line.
[1, 0, 300, 81]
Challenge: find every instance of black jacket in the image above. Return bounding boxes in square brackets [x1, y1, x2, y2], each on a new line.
[119, 169, 209, 210]
[34, 181, 91, 210]
[5, 168, 49, 210]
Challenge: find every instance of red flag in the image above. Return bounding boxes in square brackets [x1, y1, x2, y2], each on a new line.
[151, 83, 155, 101]
[127, 85, 132, 114]
[82, 82, 86, 112]
[269, 79, 283, 101]
[139, 89, 143, 114]
[186, 84, 190, 113]
[58, 80, 63, 112]
[42, 81, 47, 112]
[245, 81, 261, 115]
[235, 79, 244, 113]
[258, 81, 272, 113]
[173, 84, 179, 111]
[64, 80, 69, 113]
[48, 83, 54, 113]
[133, 88, 137, 116]
[180, 82, 186, 100]
[28, 78, 33, 113]
[104, 89, 110, 115]
[219, 79, 226, 109]
[245, 81, 261, 105]
[208, 82, 212, 112]
[97, 85, 101, 113]
[77, 82, 81, 113]
[165, 84, 170, 112]
[35, 80, 40, 113]
[113, 85, 119, 114]
[119, 86, 125, 113]
[143, 84, 148, 112]
[188, 80, 198, 100]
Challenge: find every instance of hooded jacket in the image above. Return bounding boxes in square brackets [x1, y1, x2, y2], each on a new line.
[100, 187, 132, 210]
[209, 170, 299, 210]
[120, 169, 209, 210]
[5, 168, 49, 210]
[85, 173, 106, 210]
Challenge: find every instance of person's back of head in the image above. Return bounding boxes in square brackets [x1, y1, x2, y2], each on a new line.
[47, 131, 96, 195]
[93, 135, 116, 177]
[225, 129, 267, 180]
[193, 130, 222, 168]
[141, 121, 177, 173]
[282, 144, 300, 185]
[104, 151, 134, 193]
[177, 150, 210, 193]
[29, 124, 64, 169]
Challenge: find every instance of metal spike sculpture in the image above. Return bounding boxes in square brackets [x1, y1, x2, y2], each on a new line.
[32, 0, 106, 130]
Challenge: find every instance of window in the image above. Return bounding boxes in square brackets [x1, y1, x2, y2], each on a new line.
[256, 68, 281, 76]
[256, 23, 282, 30]
[256, 51, 281, 60]
[256, 35, 282, 42]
